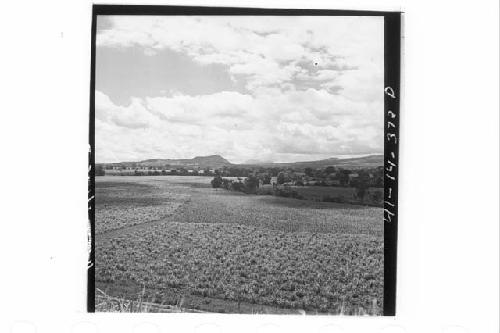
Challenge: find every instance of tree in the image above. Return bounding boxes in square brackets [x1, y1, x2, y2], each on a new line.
[270, 167, 280, 177]
[211, 175, 222, 189]
[304, 167, 314, 177]
[231, 180, 245, 192]
[262, 174, 271, 185]
[339, 170, 350, 186]
[354, 171, 370, 201]
[244, 175, 259, 193]
[313, 169, 323, 178]
[229, 167, 239, 177]
[277, 172, 286, 185]
[324, 166, 336, 175]
[221, 178, 231, 189]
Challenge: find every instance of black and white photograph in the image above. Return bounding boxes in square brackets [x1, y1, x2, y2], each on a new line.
[90, 7, 399, 315]
[1, 0, 500, 332]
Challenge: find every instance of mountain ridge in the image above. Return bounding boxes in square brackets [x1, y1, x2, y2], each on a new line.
[100, 154, 383, 169]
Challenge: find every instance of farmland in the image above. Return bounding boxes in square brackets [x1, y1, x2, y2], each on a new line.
[290, 186, 383, 206]
[95, 176, 383, 314]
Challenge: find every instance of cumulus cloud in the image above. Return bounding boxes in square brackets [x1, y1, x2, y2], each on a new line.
[95, 88, 383, 163]
[95, 16, 383, 163]
[97, 16, 383, 94]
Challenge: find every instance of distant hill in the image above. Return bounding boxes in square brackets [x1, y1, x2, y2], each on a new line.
[240, 154, 384, 169]
[120, 155, 232, 168]
[101, 154, 383, 169]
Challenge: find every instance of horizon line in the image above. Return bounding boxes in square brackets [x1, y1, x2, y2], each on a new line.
[96, 153, 383, 165]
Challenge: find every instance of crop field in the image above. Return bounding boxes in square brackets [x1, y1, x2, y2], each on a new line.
[95, 176, 383, 314]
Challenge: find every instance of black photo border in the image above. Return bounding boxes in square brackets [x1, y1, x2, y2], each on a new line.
[88, 5, 401, 316]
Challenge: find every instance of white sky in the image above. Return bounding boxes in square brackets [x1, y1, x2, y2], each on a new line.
[95, 16, 383, 164]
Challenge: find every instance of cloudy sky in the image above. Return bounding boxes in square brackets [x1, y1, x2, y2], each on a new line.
[95, 16, 383, 164]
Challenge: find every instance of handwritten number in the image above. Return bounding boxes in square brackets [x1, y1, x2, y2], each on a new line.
[384, 87, 396, 99]
[384, 209, 395, 223]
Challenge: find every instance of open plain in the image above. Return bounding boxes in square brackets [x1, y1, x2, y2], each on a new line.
[95, 176, 383, 314]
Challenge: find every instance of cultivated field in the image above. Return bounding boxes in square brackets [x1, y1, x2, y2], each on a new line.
[95, 176, 383, 314]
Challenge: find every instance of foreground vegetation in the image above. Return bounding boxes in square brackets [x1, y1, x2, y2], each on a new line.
[95, 176, 383, 314]
[95, 288, 206, 313]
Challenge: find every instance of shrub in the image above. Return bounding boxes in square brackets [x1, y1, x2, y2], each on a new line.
[231, 181, 245, 192]
[244, 175, 259, 194]
[275, 187, 302, 199]
[211, 175, 222, 188]
[221, 178, 231, 189]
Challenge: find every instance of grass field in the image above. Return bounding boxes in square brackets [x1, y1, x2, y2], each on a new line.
[95, 176, 383, 314]
[291, 186, 383, 206]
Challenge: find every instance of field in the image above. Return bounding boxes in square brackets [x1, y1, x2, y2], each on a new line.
[291, 186, 383, 206]
[95, 176, 383, 314]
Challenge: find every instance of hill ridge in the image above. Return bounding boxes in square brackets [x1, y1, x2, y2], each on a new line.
[100, 154, 383, 169]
